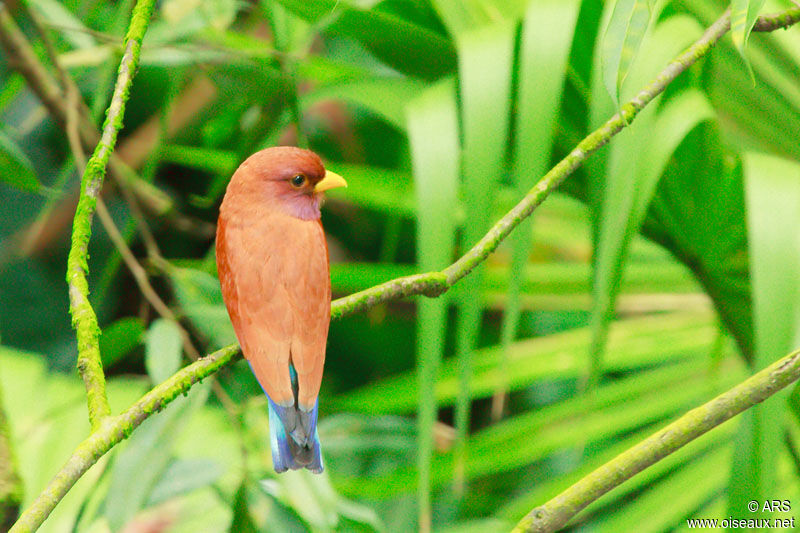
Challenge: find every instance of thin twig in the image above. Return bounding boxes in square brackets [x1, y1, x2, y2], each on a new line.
[0, 6, 175, 214]
[94, 199, 200, 359]
[65, 0, 156, 430]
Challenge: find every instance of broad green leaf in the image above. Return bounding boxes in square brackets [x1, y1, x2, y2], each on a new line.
[99, 317, 145, 368]
[589, 16, 705, 387]
[335, 311, 717, 413]
[730, 0, 767, 69]
[29, 0, 97, 49]
[145, 458, 224, 506]
[147, 0, 240, 45]
[159, 145, 238, 176]
[452, 18, 515, 482]
[145, 319, 183, 384]
[0, 74, 24, 115]
[0, 348, 146, 533]
[601, 0, 653, 105]
[274, 0, 456, 79]
[406, 76, 460, 526]
[497, 0, 580, 416]
[260, 469, 383, 532]
[0, 132, 41, 193]
[169, 265, 225, 307]
[685, 1, 800, 162]
[325, 164, 414, 216]
[729, 152, 800, 519]
[303, 77, 427, 130]
[167, 266, 236, 349]
[642, 119, 753, 358]
[229, 484, 260, 533]
[103, 382, 210, 531]
[295, 56, 373, 86]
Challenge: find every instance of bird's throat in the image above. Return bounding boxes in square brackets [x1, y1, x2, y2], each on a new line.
[277, 192, 322, 220]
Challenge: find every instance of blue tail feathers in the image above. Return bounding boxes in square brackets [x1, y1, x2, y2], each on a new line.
[268, 396, 323, 473]
[250, 362, 323, 473]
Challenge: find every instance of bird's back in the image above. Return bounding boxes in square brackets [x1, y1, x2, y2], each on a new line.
[217, 206, 330, 410]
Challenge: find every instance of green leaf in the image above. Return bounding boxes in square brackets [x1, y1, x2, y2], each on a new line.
[497, 0, 581, 416]
[406, 76, 460, 525]
[0, 347, 146, 533]
[729, 152, 800, 518]
[330, 259, 701, 311]
[274, 0, 456, 79]
[601, 0, 653, 105]
[260, 470, 383, 532]
[452, 17, 515, 481]
[103, 382, 211, 531]
[159, 145, 239, 176]
[0, 132, 41, 193]
[303, 77, 427, 130]
[145, 319, 183, 384]
[335, 311, 718, 414]
[229, 483, 260, 533]
[99, 317, 145, 368]
[325, 164, 414, 216]
[145, 458, 224, 506]
[730, 0, 767, 72]
[336, 348, 744, 498]
[589, 16, 705, 387]
[29, 0, 97, 49]
[167, 266, 237, 349]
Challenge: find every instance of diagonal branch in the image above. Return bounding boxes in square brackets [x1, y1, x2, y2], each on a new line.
[513, 347, 800, 532]
[65, 0, 156, 430]
[10, 4, 800, 533]
[333, 5, 799, 317]
[8, 344, 239, 533]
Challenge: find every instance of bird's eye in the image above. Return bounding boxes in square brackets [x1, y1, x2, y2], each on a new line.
[290, 174, 307, 188]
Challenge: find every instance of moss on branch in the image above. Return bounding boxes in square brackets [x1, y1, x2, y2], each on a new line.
[513, 348, 800, 533]
[64, 0, 156, 430]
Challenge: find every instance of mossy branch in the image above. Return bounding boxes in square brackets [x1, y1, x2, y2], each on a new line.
[513, 347, 800, 532]
[8, 344, 239, 533]
[9, 4, 800, 533]
[64, 0, 156, 430]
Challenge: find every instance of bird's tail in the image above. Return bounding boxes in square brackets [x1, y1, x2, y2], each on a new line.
[262, 364, 323, 473]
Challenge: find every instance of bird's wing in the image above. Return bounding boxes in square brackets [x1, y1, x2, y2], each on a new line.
[217, 215, 294, 406]
[284, 219, 331, 410]
[218, 214, 330, 409]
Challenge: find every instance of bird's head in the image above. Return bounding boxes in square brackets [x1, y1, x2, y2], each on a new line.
[226, 146, 347, 221]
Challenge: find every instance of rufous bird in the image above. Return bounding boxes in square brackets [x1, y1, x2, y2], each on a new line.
[216, 146, 346, 473]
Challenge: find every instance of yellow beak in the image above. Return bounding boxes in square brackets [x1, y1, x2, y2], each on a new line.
[314, 170, 347, 193]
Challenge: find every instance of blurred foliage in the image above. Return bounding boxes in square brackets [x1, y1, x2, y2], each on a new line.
[1, 0, 800, 531]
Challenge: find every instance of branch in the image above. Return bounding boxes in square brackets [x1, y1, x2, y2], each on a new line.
[513, 347, 800, 532]
[8, 344, 239, 533]
[10, 4, 800, 532]
[65, 0, 156, 429]
[333, 5, 798, 311]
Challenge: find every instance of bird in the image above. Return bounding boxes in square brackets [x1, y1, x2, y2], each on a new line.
[216, 146, 346, 473]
